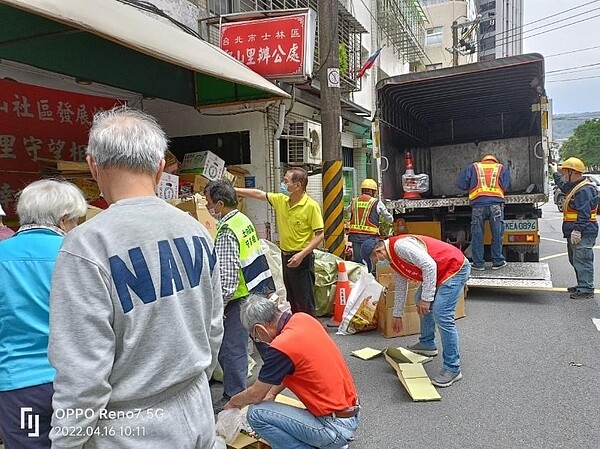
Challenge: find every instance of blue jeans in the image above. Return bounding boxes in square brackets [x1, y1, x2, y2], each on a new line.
[247, 401, 359, 449]
[567, 235, 596, 293]
[218, 298, 249, 399]
[350, 237, 377, 274]
[471, 204, 505, 267]
[415, 261, 470, 373]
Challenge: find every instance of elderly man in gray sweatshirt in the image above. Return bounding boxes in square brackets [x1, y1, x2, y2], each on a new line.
[48, 107, 223, 449]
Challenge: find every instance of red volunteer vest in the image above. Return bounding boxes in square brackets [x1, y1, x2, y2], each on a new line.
[385, 235, 466, 286]
[270, 313, 358, 416]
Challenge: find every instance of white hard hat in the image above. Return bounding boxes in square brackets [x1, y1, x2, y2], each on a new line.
[0, 205, 5, 216]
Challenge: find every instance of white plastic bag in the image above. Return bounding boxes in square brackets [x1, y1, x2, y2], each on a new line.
[215, 408, 245, 444]
[337, 270, 384, 335]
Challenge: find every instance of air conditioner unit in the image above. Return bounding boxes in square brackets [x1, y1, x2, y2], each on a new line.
[287, 120, 322, 165]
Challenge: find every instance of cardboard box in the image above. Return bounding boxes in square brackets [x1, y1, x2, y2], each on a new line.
[79, 205, 104, 223]
[179, 173, 211, 194]
[377, 289, 421, 338]
[377, 282, 466, 338]
[226, 165, 250, 188]
[157, 173, 179, 200]
[175, 195, 217, 238]
[377, 273, 395, 290]
[180, 150, 225, 181]
[71, 178, 101, 201]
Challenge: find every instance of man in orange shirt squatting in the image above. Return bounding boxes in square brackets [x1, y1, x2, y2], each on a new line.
[224, 295, 359, 449]
[362, 235, 470, 387]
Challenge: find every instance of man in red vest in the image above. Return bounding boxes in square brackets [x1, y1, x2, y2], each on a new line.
[362, 235, 470, 387]
[458, 154, 510, 271]
[225, 295, 359, 448]
[553, 157, 598, 299]
[347, 178, 392, 272]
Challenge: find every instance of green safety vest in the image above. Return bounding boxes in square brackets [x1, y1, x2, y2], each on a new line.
[216, 211, 274, 300]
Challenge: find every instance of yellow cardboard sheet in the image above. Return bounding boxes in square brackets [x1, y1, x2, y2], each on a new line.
[385, 346, 432, 364]
[351, 347, 384, 360]
[274, 395, 305, 409]
[384, 349, 441, 401]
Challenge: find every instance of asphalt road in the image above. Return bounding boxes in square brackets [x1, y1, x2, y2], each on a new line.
[212, 201, 600, 449]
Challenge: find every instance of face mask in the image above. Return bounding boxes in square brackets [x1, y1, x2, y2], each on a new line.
[280, 182, 291, 196]
[377, 259, 390, 268]
[208, 208, 221, 220]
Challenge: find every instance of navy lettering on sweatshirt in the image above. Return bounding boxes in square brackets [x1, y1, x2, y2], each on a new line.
[109, 235, 216, 313]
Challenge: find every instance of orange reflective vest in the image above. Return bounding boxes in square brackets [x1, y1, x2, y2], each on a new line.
[385, 235, 466, 286]
[468, 162, 505, 201]
[348, 195, 379, 235]
[563, 179, 598, 222]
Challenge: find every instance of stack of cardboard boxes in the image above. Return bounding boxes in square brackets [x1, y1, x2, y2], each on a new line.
[375, 265, 466, 338]
[169, 150, 251, 237]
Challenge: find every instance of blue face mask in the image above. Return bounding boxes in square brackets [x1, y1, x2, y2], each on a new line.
[377, 260, 390, 268]
[280, 182, 291, 196]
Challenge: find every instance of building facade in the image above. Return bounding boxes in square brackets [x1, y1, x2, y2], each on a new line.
[420, 0, 475, 69]
[474, 0, 523, 61]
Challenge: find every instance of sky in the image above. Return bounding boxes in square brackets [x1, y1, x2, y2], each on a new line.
[523, 1, 600, 114]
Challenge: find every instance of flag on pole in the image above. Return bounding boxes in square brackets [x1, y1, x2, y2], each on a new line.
[357, 47, 383, 78]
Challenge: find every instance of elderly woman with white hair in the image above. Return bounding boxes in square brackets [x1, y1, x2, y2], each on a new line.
[0, 179, 87, 449]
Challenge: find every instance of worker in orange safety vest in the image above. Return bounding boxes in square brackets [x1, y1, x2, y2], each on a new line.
[347, 178, 393, 272]
[457, 154, 511, 271]
[552, 157, 598, 299]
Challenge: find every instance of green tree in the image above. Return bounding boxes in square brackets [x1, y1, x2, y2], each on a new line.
[560, 118, 600, 171]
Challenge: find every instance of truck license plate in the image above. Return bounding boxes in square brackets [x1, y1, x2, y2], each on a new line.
[504, 219, 538, 232]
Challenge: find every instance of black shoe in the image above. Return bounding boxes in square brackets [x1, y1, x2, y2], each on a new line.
[570, 291, 594, 300]
[567, 286, 577, 293]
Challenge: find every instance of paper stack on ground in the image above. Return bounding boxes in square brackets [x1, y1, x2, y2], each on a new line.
[384, 347, 441, 401]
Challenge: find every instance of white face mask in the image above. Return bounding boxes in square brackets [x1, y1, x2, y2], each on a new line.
[208, 207, 221, 220]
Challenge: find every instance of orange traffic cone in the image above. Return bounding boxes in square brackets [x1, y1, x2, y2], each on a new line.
[402, 151, 421, 199]
[327, 261, 352, 327]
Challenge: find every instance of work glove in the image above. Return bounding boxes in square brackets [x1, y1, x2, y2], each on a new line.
[570, 230, 582, 245]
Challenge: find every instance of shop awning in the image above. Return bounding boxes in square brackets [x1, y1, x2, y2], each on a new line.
[0, 0, 290, 107]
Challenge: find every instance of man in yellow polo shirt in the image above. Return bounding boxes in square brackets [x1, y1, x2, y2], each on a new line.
[236, 167, 324, 316]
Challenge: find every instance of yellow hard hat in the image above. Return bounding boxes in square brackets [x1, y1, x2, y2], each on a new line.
[361, 178, 378, 191]
[482, 154, 498, 163]
[559, 157, 586, 173]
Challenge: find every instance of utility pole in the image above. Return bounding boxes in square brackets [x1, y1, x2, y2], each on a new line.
[319, 0, 345, 257]
[452, 20, 459, 67]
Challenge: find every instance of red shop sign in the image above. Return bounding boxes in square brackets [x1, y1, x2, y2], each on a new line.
[220, 11, 316, 80]
[0, 78, 123, 220]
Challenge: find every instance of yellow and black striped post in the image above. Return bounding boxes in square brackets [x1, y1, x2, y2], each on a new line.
[322, 160, 345, 257]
